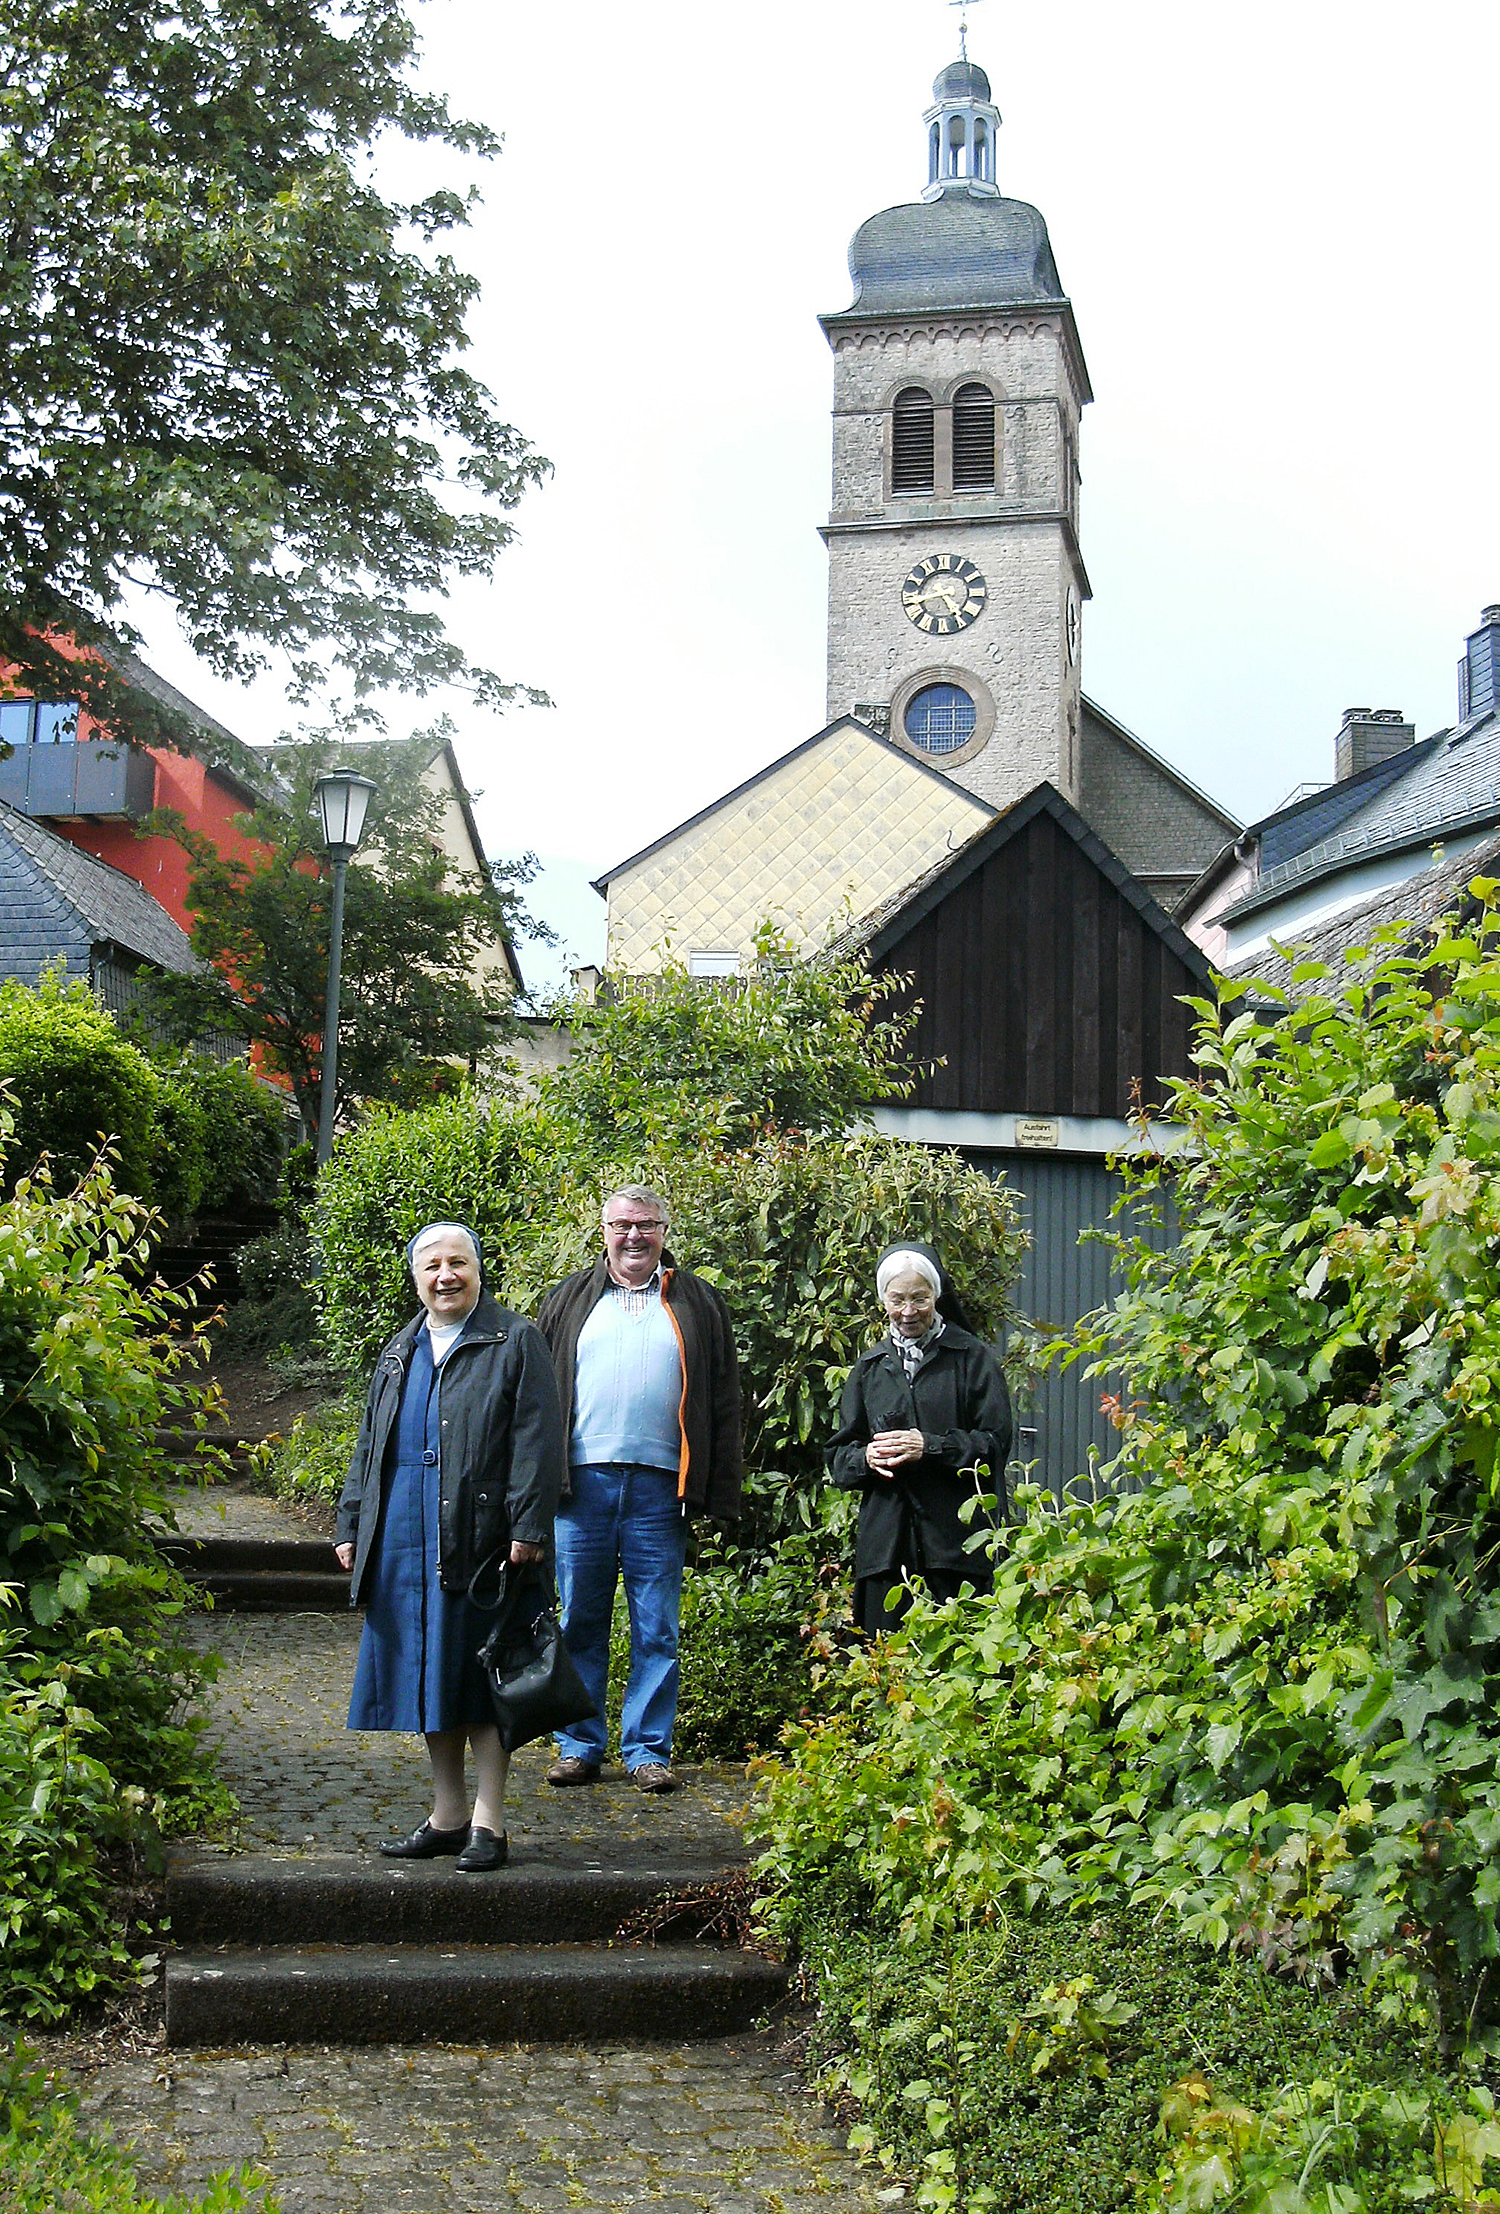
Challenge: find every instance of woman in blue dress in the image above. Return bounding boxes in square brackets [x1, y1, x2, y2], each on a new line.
[334, 1222, 564, 1871]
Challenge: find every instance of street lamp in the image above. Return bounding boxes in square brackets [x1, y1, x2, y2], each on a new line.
[312, 768, 377, 1165]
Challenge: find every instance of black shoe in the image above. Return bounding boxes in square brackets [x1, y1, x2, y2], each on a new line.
[455, 1825, 508, 1873]
[379, 1819, 470, 1859]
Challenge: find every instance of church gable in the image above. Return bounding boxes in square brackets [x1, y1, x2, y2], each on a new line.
[599, 718, 991, 974]
[1079, 697, 1240, 910]
[863, 784, 1214, 1119]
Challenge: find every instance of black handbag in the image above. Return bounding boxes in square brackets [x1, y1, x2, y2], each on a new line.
[468, 1556, 598, 1754]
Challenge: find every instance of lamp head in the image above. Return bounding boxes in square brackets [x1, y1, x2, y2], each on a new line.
[313, 769, 377, 861]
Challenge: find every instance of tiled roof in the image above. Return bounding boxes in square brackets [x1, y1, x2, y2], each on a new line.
[0, 802, 198, 974]
[1223, 711, 1500, 925]
[1227, 825, 1500, 1001]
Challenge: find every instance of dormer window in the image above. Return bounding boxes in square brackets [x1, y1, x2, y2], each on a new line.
[952, 385, 996, 490]
[892, 388, 936, 493]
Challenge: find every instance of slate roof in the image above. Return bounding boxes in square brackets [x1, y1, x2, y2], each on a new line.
[1221, 710, 1500, 927]
[0, 802, 198, 977]
[1226, 825, 1500, 1002]
[825, 189, 1067, 321]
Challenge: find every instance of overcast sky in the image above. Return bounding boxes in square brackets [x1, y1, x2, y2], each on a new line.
[135, 0, 1500, 991]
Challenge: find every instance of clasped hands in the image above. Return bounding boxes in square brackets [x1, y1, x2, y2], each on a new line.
[865, 1427, 925, 1479]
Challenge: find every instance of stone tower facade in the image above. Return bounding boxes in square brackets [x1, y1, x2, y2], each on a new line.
[821, 59, 1091, 811]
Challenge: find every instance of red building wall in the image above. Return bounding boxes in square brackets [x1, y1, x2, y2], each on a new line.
[63, 746, 266, 935]
[2, 659, 269, 931]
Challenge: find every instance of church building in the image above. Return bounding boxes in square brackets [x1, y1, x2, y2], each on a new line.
[597, 52, 1236, 971]
[590, 48, 1241, 1493]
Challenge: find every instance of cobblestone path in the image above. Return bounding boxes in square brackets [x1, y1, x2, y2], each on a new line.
[76, 2038, 895, 2214]
[174, 1610, 748, 1861]
[62, 1485, 896, 2213]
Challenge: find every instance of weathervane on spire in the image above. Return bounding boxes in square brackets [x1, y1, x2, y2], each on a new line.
[948, 0, 985, 61]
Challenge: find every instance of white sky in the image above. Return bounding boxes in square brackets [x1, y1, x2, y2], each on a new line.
[135, 0, 1500, 992]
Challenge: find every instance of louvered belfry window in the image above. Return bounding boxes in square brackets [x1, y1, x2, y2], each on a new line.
[891, 388, 935, 493]
[952, 383, 996, 489]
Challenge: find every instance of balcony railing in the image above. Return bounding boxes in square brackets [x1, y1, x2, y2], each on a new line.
[0, 738, 156, 821]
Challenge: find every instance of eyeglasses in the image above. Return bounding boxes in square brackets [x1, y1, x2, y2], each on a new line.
[604, 1219, 665, 1235]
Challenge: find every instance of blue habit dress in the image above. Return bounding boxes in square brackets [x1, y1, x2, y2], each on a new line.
[347, 1329, 494, 1733]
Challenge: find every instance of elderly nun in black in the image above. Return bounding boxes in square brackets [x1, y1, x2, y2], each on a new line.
[826, 1240, 1011, 1632]
[335, 1221, 564, 1869]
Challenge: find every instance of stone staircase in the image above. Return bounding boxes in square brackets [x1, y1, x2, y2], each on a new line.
[164, 1852, 785, 2045]
[157, 1466, 786, 2049]
[157, 1529, 349, 1610]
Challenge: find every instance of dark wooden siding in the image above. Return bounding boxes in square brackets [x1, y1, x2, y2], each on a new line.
[877, 807, 1202, 1116]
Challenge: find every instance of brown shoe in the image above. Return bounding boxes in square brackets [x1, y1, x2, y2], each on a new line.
[546, 1757, 601, 1787]
[631, 1763, 676, 1794]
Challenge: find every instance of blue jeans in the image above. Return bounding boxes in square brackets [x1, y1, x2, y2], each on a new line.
[554, 1462, 688, 1770]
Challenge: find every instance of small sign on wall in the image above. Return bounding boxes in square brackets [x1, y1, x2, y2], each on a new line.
[1015, 1117, 1060, 1150]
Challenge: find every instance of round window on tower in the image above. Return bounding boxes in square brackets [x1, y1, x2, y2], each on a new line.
[903, 682, 977, 755]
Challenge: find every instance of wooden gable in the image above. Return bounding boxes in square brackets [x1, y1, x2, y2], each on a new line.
[864, 783, 1216, 1119]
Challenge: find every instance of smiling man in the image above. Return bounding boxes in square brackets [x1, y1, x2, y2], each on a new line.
[535, 1184, 743, 1793]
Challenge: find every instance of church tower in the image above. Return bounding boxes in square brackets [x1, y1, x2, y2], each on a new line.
[821, 55, 1091, 809]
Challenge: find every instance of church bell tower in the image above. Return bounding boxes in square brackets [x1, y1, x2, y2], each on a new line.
[821, 54, 1091, 809]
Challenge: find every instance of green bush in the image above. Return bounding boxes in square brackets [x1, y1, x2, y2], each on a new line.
[2, 2043, 275, 2211]
[0, 970, 161, 1198]
[258, 1394, 361, 1510]
[790, 1900, 1467, 2214]
[149, 1066, 209, 1222]
[753, 880, 1500, 2063]
[222, 1223, 322, 1362]
[167, 1057, 288, 1212]
[0, 1109, 233, 2020]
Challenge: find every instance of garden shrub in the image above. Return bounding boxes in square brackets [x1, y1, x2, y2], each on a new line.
[2, 2042, 275, 2211]
[753, 881, 1500, 2099]
[164, 1056, 288, 1213]
[149, 1064, 210, 1222]
[790, 1898, 1468, 2214]
[0, 1111, 233, 2020]
[0, 969, 161, 1199]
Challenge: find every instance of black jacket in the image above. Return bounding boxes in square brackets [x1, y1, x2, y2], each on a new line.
[335, 1291, 565, 1606]
[827, 1325, 1012, 1579]
[535, 1253, 743, 1520]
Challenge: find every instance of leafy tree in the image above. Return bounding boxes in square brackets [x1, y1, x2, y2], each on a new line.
[549, 927, 921, 1152]
[143, 732, 547, 1140]
[0, 0, 547, 747]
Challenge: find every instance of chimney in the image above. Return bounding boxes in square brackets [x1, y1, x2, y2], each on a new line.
[1335, 707, 1415, 782]
[1458, 606, 1500, 721]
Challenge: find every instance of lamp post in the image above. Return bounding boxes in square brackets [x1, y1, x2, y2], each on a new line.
[313, 769, 377, 1166]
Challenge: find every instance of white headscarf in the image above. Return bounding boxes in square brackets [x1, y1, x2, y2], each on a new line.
[407, 1221, 481, 1274]
[876, 1249, 942, 1300]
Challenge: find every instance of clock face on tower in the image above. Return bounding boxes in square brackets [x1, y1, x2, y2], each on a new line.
[901, 555, 988, 636]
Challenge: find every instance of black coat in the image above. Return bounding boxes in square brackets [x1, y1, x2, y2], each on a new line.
[826, 1326, 1012, 1580]
[335, 1291, 565, 1606]
[535, 1254, 743, 1520]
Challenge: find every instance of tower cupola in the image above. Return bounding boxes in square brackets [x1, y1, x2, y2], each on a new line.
[923, 56, 1001, 198]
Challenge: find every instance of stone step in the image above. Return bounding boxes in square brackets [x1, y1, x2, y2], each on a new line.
[167, 1851, 749, 1947]
[154, 1532, 349, 1609]
[192, 1568, 351, 1610]
[166, 1941, 788, 2046]
[158, 1534, 336, 1576]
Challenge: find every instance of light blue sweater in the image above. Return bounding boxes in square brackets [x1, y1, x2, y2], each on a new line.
[570, 1287, 682, 1472]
